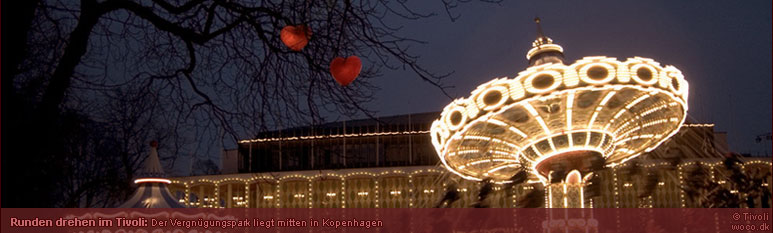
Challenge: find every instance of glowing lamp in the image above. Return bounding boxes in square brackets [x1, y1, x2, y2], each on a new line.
[329, 56, 362, 86]
[280, 25, 312, 51]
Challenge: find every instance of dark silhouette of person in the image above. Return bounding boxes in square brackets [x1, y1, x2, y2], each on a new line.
[435, 182, 461, 208]
[473, 178, 493, 208]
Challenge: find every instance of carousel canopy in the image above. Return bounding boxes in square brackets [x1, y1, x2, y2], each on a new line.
[430, 20, 688, 183]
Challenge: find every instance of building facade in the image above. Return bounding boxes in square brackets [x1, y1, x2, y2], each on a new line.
[168, 113, 772, 208]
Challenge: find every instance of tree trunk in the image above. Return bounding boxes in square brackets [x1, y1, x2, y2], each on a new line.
[40, 0, 104, 117]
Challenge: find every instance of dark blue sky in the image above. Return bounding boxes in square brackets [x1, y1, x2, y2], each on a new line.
[178, 0, 771, 175]
[364, 0, 772, 155]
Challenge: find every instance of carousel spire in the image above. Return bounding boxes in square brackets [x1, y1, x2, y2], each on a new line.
[535, 17, 545, 39]
[527, 17, 565, 66]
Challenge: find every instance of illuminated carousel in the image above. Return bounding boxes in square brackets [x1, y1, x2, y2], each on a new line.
[430, 19, 689, 208]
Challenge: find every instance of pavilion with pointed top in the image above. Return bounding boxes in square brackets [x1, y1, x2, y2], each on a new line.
[118, 141, 186, 208]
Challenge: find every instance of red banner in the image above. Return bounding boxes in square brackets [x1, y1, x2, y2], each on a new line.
[2, 208, 771, 233]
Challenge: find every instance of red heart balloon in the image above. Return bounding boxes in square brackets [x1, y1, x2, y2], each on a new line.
[329, 56, 362, 86]
[280, 25, 311, 51]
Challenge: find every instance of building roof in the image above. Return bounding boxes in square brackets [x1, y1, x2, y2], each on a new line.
[242, 112, 440, 143]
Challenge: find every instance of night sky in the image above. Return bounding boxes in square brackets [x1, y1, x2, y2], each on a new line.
[363, 0, 772, 155]
[174, 0, 771, 175]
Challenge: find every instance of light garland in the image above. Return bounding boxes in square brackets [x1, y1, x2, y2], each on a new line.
[168, 158, 769, 208]
[239, 130, 430, 143]
[527, 44, 564, 60]
[134, 178, 172, 184]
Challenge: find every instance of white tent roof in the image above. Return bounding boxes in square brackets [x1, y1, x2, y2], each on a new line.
[118, 142, 185, 208]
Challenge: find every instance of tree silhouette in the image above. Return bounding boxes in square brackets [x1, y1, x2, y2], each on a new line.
[2, 0, 499, 207]
[680, 156, 771, 208]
